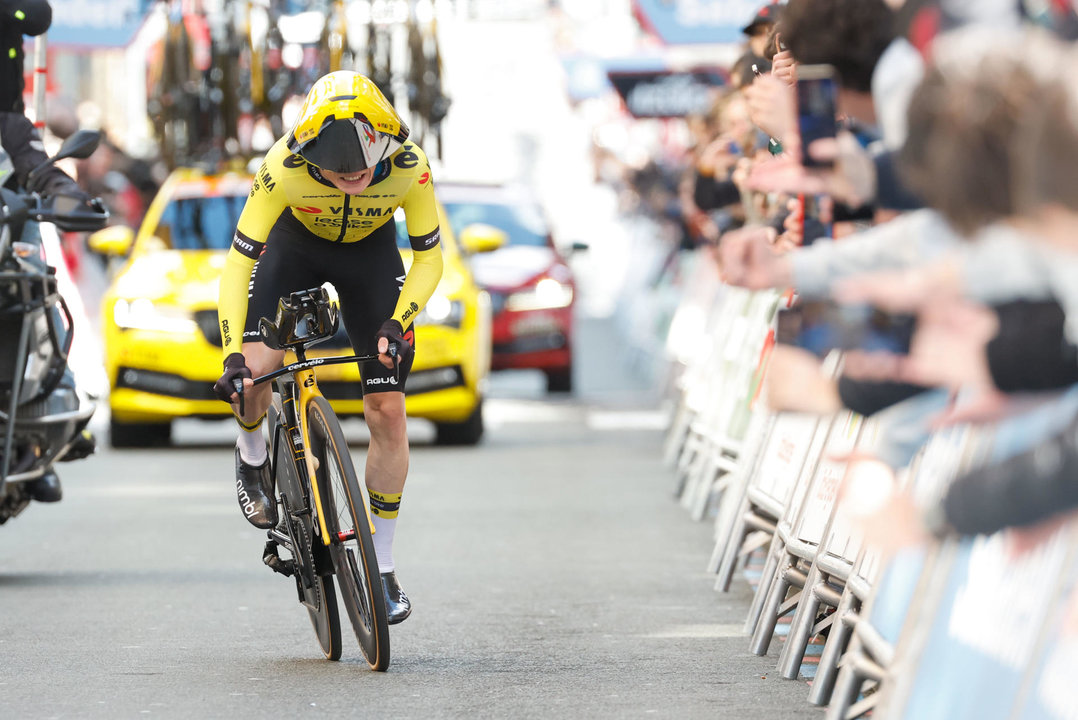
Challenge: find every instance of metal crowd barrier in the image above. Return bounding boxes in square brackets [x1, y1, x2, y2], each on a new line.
[660, 249, 1078, 720]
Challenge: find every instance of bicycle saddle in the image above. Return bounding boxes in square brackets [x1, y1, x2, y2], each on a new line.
[258, 287, 340, 350]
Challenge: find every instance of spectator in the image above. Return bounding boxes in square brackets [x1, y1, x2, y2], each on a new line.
[738, 3, 782, 70]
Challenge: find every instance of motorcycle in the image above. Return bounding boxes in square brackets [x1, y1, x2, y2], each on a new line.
[0, 129, 109, 523]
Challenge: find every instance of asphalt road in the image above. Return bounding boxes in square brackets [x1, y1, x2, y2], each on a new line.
[0, 316, 819, 720]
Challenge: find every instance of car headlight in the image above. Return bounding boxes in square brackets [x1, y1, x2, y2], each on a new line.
[417, 293, 464, 328]
[505, 278, 574, 312]
[113, 298, 199, 334]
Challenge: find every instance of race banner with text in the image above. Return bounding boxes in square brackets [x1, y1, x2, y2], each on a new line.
[607, 69, 727, 119]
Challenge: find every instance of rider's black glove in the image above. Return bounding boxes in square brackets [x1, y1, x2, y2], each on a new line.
[213, 352, 251, 402]
[375, 319, 413, 368]
[46, 191, 109, 232]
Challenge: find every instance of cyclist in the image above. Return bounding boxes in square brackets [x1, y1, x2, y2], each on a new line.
[213, 71, 444, 624]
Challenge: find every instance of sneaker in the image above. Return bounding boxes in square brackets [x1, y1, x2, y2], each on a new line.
[234, 448, 277, 529]
[380, 571, 412, 624]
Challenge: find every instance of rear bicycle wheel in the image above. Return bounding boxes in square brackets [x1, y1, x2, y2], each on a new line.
[270, 395, 342, 661]
[306, 396, 390, 671]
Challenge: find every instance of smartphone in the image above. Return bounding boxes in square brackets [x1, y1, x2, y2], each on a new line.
[796, 64, 839, 169]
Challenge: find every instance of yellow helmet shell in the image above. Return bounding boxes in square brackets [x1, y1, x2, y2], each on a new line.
[288, 71, 410, 172]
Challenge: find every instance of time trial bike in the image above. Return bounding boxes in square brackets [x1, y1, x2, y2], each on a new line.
[234, 287, 391, 670]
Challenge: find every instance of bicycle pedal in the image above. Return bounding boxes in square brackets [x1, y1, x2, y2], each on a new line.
[262, 540, 295, 577]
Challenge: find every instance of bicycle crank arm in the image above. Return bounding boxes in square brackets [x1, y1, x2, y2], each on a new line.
[267, 528, 292, 547]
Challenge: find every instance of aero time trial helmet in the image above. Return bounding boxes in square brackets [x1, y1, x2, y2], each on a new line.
[287, 71, 410, 174]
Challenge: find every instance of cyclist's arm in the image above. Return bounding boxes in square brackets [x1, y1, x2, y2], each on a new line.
[391, 168, 443, 327]
[218, 161, 288, 358]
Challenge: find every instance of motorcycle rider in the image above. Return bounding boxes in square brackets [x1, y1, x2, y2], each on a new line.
[0, 0, 51, 113]
[0, 109, 99, 502]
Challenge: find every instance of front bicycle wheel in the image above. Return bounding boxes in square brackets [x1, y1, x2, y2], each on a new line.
[271, 394, 342, 661]
[306, 396, 390, 671]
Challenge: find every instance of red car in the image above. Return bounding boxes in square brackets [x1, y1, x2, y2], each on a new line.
[437, 182, 583, 393]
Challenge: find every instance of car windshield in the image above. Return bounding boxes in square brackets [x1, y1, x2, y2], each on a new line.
[155, 195, 248, 251]
[441, 201, 548, 247]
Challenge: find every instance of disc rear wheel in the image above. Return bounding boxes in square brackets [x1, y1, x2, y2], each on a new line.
[306, 396, 390, 671]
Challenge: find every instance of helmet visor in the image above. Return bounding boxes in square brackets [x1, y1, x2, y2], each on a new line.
[298, 117, 388, 174]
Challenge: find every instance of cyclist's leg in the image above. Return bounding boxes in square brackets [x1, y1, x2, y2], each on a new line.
[332, 220, 414, 621]
[231, 214, 323, 527]
[330, 218, 413, 502]
[237, 212, 326, 454]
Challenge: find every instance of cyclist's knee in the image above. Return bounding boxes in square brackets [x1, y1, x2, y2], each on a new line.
[242, 342, 285, 376]
[364, 393, 406, 437]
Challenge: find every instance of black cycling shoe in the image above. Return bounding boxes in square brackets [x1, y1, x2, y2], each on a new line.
[380, 571, 412, 625]
[235, 448, 277, 529]
[26, 470, 62, 503]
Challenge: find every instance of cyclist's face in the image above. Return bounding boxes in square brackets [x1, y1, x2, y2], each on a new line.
[321, 167, 376, 195]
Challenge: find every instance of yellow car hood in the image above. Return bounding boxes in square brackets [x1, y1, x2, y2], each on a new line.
[113, 250, 227, 306]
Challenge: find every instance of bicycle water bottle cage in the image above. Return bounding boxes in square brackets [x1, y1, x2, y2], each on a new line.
[257, 287, 340, 350]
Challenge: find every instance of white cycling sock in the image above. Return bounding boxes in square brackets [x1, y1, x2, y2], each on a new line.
[371, 514, 397, 573]
[236, 419, 267, 466]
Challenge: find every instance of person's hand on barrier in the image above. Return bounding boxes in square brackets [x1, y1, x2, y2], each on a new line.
[903, 300, 999, 391]
[843, 299, 998, 393]
[763, 344, 843, 414]
[744, 73, 796, 145]
[746, 131, 876, 207]
[839, 458, 931, 554]
[718, 225, 793, 289]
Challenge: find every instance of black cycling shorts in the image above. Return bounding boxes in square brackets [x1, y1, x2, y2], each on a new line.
[243, 210, 414, 394]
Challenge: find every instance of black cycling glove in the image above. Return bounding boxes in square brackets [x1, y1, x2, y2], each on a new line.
[375, 319, 413, 368]
[213, 352, 251, 402]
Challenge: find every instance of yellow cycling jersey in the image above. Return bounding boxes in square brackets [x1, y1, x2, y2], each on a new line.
[235, 136, 441, 246]
[218, 136, 444, 358]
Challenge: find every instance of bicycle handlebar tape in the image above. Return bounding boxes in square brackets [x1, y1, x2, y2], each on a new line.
[214, 352, 251, 402]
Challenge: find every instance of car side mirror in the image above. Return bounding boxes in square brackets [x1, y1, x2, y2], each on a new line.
[87, 225, 134, 257]
[459, 223, 508, 254]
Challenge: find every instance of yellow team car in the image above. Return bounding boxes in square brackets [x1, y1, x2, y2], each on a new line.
[89, 167, 493, 447]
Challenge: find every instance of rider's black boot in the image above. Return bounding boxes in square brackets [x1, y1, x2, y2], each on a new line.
[235, 448, 277, 529]
[26, 470, 62, 503]
[380, 571, 412, 624]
